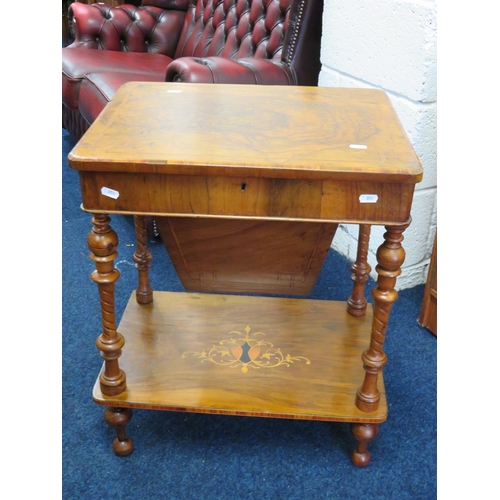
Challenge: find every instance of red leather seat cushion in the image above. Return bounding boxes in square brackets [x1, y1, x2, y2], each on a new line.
[62, 48, 173, 109]
[79, 71, 167, 125]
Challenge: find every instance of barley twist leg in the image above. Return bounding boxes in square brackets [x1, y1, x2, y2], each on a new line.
[356, 223, 408, 412]
[133, 215, 153, 304]
[347, 224, 372, 317]
[88, 214, 126, 396]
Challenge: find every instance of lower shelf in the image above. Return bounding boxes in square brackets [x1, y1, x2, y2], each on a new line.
[93, 291, 387, 424]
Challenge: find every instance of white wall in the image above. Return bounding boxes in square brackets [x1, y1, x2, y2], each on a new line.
[319, 0, 437, 289]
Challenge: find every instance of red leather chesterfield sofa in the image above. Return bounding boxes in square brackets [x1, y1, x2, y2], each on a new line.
[62, 0, 325, 142]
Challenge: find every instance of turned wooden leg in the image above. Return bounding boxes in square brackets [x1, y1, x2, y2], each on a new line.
[88, 214, 126, 396]
[133, 215, 153, 304]
[347, 224, 371, 317]
[350, 423, 379, 467]
[356, 223, 408, 412]
[104, 407, 134, 457]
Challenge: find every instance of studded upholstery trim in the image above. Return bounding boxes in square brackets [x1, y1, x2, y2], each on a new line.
[282, 0, 305, 66]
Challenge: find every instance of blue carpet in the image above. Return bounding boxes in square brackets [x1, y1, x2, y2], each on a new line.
[62, 128, 436, 499]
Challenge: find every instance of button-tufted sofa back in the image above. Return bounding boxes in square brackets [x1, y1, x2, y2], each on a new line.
[69, 1, 188, 54]
[70, 0, 322, 70]
[171, 0, 323, 85]
[174, 0, 287, 61]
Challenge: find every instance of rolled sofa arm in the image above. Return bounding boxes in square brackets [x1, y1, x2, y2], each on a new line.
[67, 2, 187, 55]
[166, 57, 298, 85]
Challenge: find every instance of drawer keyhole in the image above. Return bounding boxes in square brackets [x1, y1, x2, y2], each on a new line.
[241, 182, 246, 192]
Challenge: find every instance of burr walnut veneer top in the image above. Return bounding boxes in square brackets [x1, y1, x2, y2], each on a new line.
[69, 82, 423, 184]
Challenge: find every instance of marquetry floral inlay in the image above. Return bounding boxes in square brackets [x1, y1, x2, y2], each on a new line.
[182, 325, 311, 373]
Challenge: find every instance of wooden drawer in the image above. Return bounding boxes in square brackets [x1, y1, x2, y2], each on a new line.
[79, 172, 415, 224]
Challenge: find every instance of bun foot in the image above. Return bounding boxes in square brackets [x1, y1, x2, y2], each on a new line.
[112, 436, 134, 457]
[350, 449, 371, 468]
[350, 423, 379, 468]
[104, 407, 134, 457]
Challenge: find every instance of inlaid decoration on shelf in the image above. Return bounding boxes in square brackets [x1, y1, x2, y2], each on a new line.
[182, 325, 311, 373]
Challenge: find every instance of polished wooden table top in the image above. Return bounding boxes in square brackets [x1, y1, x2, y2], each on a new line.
[70, 82, 422, 182]
[69, 83, 422, 225]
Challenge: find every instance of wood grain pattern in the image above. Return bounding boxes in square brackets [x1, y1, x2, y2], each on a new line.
[71, 84, 421, 224]
[69, 83, 422, 184]
[78, 172, 416, 224]
[156, 218, 337, 295]
[93, 291, 388, 423]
